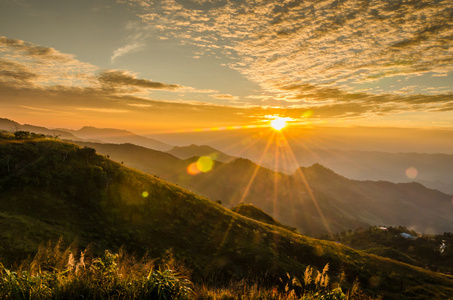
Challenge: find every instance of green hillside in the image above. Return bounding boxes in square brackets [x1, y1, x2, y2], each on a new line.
[327, 226, 453, 275]
[1, 136, 453, 298]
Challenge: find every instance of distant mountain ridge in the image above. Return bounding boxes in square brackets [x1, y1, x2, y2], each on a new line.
[285, 149, 453, 195]
[148, 127, 453, 194]
[66, 126, 172, 151]
[0, 118, 172, 152]
[167, 144, 236, 163]
[0, 118, 80, 140]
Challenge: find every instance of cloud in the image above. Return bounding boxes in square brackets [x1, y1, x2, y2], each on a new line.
[2, 32, 452, 130]
[127, 0, 453, 109]
[1, 36, 98, 88]
[99, 70, 181, 90]
[0, 36, 76, 62]
[0, 36, 230, 128]
[77, 107, 131, 113]
[0, 59, 39, 83]
[1, 36, 217, 103]
[110, 20, 151, 63]
[211, 94, 239, 101]
[111, 42, 145, 63]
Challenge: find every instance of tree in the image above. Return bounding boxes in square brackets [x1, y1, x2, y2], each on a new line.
[14, 131, 31, 139]
[78, 146, 97, 164]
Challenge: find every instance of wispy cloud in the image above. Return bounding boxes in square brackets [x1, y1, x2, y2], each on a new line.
[111, 42, 145, 63]
[110, 20, 149, 63]
[77, 107, 131, 113]
[211, 94, 239, 101]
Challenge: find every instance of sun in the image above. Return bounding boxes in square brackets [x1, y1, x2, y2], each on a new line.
[270, 117, 288, 131]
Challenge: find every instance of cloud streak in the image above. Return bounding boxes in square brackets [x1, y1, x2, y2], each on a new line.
[99, 70, 181, 90]
[111, 42, 145, 63]
[110, 20, 150, 63]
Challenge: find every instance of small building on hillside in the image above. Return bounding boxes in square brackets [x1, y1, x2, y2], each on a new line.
[400, 232, 416, 239]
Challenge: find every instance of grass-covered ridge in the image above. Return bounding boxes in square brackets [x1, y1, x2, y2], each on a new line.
[0, 135, 453, 299]
[231, 203, 297, 232]
[231, 203, 282, 227]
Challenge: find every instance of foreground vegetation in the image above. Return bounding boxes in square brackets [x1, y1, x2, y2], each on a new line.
[1, 133, 453, 299]
[0, 242, 362, 299]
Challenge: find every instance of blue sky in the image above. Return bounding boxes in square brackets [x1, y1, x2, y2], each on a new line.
[1, 0, 452, 132]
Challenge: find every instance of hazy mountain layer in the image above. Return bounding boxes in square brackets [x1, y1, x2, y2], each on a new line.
[167, 144, 236, 163]
[3, 118, 452, 194]
[67, 126, 172, 151]
[0, 118, 80, 140]
[265, 148, 453, 195]
[149, 127, 453, 194]
[0, 118, 172, 152]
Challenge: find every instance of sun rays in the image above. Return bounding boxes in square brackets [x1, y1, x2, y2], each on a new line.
[163, 114, 333, 239]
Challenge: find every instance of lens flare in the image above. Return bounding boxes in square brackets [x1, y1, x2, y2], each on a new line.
[302, 110, 313, 118]
[187, 162, 201, 175]
[187, 156, 214, 175]
[197, 156, 214, 172]
[405, 167, 418, 179]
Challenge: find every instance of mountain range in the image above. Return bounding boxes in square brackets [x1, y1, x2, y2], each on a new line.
[0, 118, 171, 151]
[2, 117, 453, 235]
[2, 117, 452, 194]
[1, 135, 452, 298]
[149, 126, 453, 195]
[72, 141, 453, 237]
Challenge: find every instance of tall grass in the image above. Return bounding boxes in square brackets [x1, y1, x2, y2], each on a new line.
[0, 241, 193, 299]
[0, 241, 369, 299]
[193, 264, 369, 300]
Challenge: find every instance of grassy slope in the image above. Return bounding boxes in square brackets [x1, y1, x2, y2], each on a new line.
[1, 139, 452, 299]
[329, 226, 453, 275]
